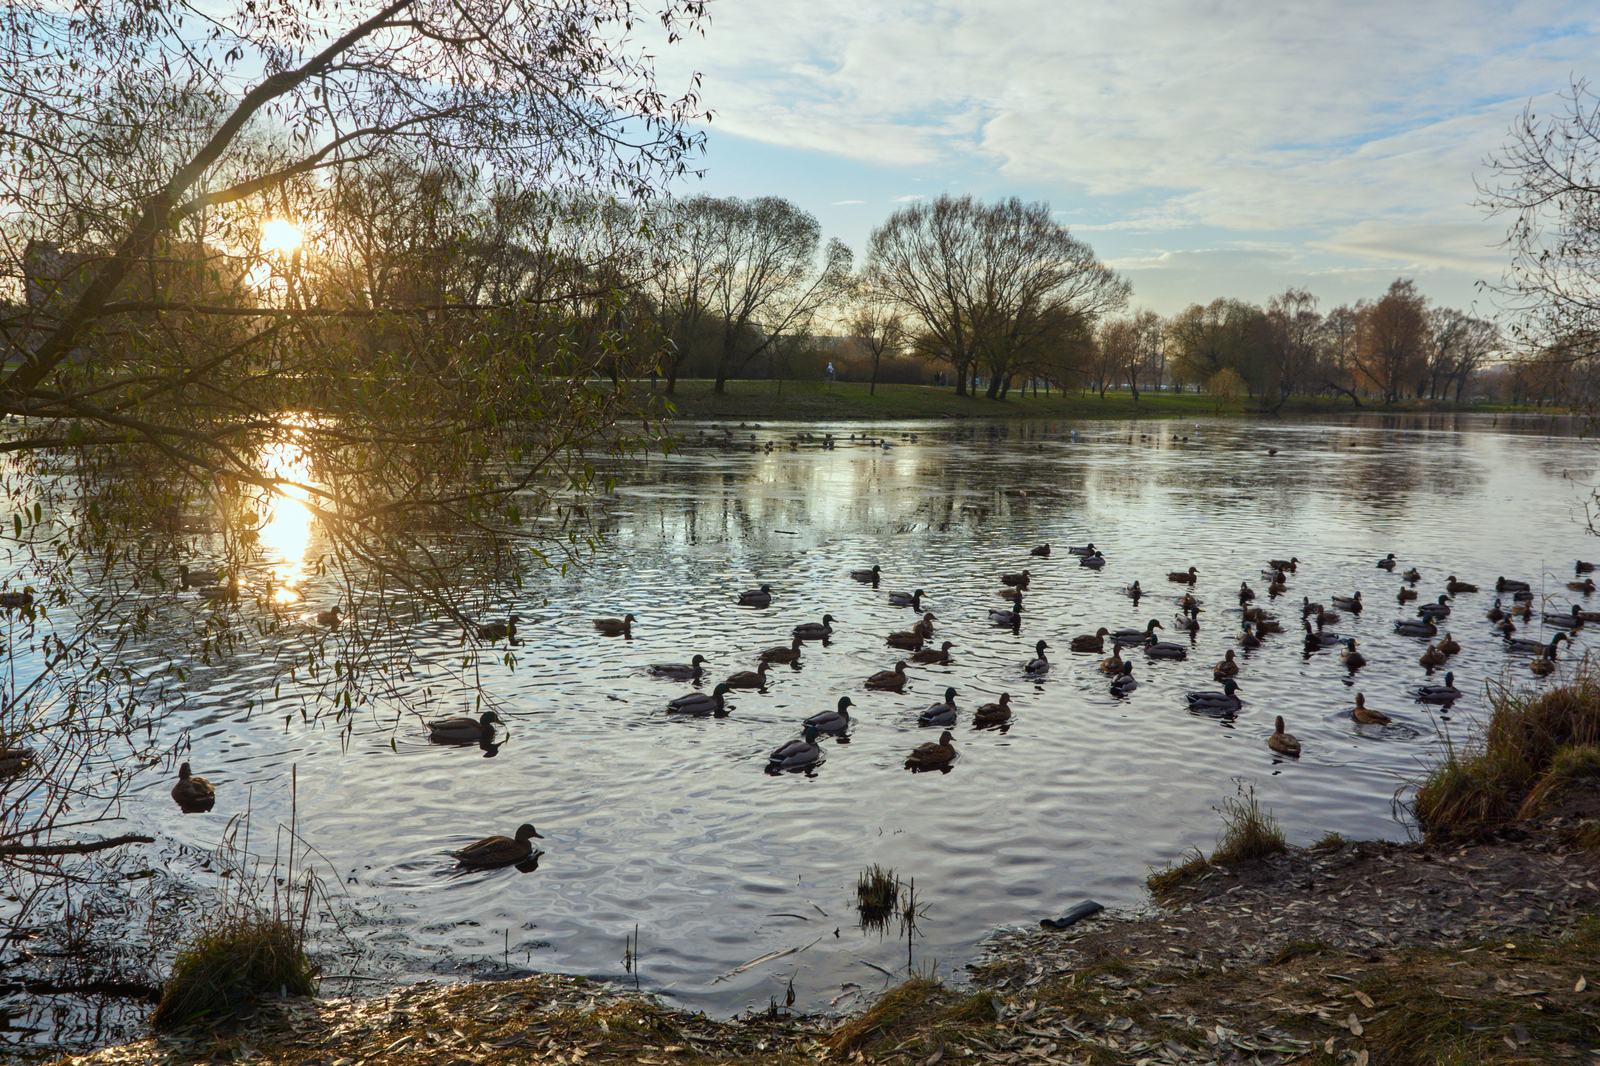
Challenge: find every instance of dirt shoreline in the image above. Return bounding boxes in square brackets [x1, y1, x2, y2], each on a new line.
[42, 815, 1600, 1066]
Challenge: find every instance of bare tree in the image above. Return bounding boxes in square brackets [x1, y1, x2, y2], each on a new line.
[1318, 304, 1364, 406]
[1264, 288, 1321, 413]
[1354, 279, 1429, 403]
[846, 280, 906, 396]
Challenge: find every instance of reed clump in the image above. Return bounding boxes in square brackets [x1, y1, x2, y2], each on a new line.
[150, 911, 318, 1028]
[856, 863, 899, 931]
[1148, 784, 1285, 894]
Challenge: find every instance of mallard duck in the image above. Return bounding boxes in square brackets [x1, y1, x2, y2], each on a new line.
[1398, 587, 1418, 604]
[0, 747, 35, 776]
[1024, 640, 1051, 674]
[1030, 544, 1051, 557]
[910, 640, 955, 664]
[1180, 592, 1201, 612]
[593, 613, 636, 636]
[918, 687, 960, 726]
[1579, 560, 1597, 573]
[451, 823, 543, 867]
[1420, 643, 1447, 668]
[1402, 567, 1422, 583]
[1376, 553, 1397, 570]
[1071, 627, 1111, 652]
[1124, 581, 1143, 599]
[1238, 581, 1256, 603]
[1111, 661, 1138, 694]
[768, 725, 825, 771]
[726, 661, 773, 689]
[1507, 631, 1570, 656]
[865, 661, 910, 690]
[197, 578, 240, 602]
[1445, 575, 1476, 594]
[973, 692, 1013, 726]
[428, 710, 505, 742]
[1319, 608, 1344, 625]
[315, 605, 342, 627]
[1495, 616, 1517, 637]
[1341, 638, 1366, 669]
[476, 614, 522, 642]
[1001, 570, 1031, 589]
[1268, 716, 1301, 756]
[887, 588, 925, 608]
[1168, 566, 1199, 584]
[177, 565, 220, 589]
[1496, 576, 1530, 593]
[1512, 590, 1535, 604]
[1267, 575, 1287, 596]
[1332, 591, 1362, 612]
[1078, 551, 1106, 569]
[738, 584, 773, 607]
[1114, 618, 1163, 645]
[886, 629, 925, 651]
[1543, 605, 1585, 629]
[1068, 543, 1097, 556]
[1418, 595, 1453, 620]
[1254, 615, 1285, 634]
[1303, 619, 1339, 647]
[1486, 599, 1507, 621]
[990, 602, 1023, 627]
[851, 565, 882, 585]
[912, 612, 937, 638]
[792, 614, 836, 640]
[171, 762, 216, 810]
[1393, 617, 1437, 638]
[905, 730, 957, 768]
[1416, 671, 1462, 703]
[1531, 654, 1557, 676]
[1101, 646, 1126, 674]
[1269, 557, 1299, 573]
[0, 587, 33, 609]
[667, 683, 734, 714]
[651, 654, 709, 679]
[1302, 596, 1323, 617]
[1351, 693, 1391, 724]
[1569, 578, 1597, 595]
[1173, 608, 1200, 632]
[1145, 632, 1189, 659]
[1437, 632, 1460, 655]
[1187, 677, 1242, 710]
[1238, 621, 1262, 648]
[760, 637, 804, 663]
[804, 697, 853, 735]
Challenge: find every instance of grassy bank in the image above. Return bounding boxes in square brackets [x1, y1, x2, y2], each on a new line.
[644, 379, 1537, 423]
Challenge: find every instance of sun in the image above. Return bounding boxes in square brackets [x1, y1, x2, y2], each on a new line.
[261, 219, 303, 255]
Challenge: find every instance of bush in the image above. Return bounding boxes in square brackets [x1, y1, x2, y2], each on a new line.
[151, 911, 319, 1028]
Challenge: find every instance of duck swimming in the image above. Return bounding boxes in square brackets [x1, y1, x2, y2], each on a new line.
[1111, 661, 1138, 694]
[1486, 599, 1507, 622]
[905, 730, 957, 769]
[451, 824, 543, 867]
[1543, 605, 1585, 629]
[725, 661, 773, 689]
[316, 605, 342, 627]
[651, 654, 709, 680]
[910, 640, 955, 664]
[177, 565, 219, 589]
[1124, 582, 1143, 600]
[1268, 716, 1301, 756]
[1269, 557, 1299, 573]
[1303, 619, 1339, 648]
[1168, 566, 1198, 584]
[1417, 594, 1453, 619]
[1030, 544, 1051, 557]
[1446, 575, 1477, 594]
[1071, 627, 1111, 652]
[1214, 649, 1239, 679]
[1341, 638, 1366, 669]
[886, 629, 925, 651]
[990, 602, 1023, 628]
[593, 613, 636, 636]
[1331, 591, 1363, 612]
[427, 710, 505, 743]
[888, 588, 925, 608]
[1403, 567, 1422, 583]
[1067, 543, 1096, 556]
[1376, 553, 1397, 570]
[768, 725, 825, 772]
[1398, 587, 1418, 604]
[1393, 617, 1438, 638]
[1497, 576, 1530, 593]
[792, 614, 836, 640]
[918, 687, 960, 726]
[1507, 631, 1570, 657]
[1113, 618, 1163, 645]
[1001, 570, 1030, 589]
[1238, 621, 1262, 648]
[760, 637, 805, 663]
[1416, 672, 1462, 703]
[1186, 677, 1241, 711]
[738, 584, 773, 607]
[1078, 551, 1106, 568]
[1419, 643, 1447, 668]
[1024, 640, 1051, 674]
[1144, 631, 1189, 659]
[803, 697, 853, 735]
[1238, 581, 1256, 603]
[171, 762, 216, 811]
[1351, 693, 1391, 725]
[851, 565, 882, 585]
[1438, 632, 1461, 655]
[973, 692, 1013, 726]
[667, 683, 734, 715]
[865, 661, 910, 690]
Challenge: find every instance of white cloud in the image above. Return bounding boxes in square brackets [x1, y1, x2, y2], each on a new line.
[831, 199, 866, 205]
[889, 193, 924, 202]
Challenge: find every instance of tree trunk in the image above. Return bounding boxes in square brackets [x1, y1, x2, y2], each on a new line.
[870, 355, 880, 396]
[714, 370, 729, 393]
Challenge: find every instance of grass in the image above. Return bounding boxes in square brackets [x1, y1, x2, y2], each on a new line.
[1147, 785, 1286, 894]
[856, 863, 899, 932]
[1310, 830, 1349, 850]
[150, 911, 319, 1028]
[1413, 667, 1600, 839]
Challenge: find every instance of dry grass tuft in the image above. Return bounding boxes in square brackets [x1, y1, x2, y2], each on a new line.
[856, 863, 899, 931]
[1211, 785, 1286, 864]
[151, 912, 318, 1028]
[825, 975, 948, 1054]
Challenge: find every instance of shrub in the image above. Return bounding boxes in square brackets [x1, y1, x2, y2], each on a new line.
[151, 911, 318, 1028]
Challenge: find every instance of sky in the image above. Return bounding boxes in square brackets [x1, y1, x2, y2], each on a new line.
[652, 0, 1600, 318]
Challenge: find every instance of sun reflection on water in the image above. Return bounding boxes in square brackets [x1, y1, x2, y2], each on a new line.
[253, 434, 317, 604]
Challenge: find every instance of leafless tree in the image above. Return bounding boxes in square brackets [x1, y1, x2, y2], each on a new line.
[1264, 288, 1321, 413]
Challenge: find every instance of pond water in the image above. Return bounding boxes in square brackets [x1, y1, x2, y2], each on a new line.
[6, 410, 1600, 1053]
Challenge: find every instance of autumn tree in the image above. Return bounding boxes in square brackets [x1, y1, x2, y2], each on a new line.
[1354, 279, 1429, 403]
[1263, 288, 1322, 413]
[1167, 298, 1268, 393]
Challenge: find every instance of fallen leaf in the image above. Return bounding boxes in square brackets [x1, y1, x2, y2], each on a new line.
[1514, 1022, 1531, 1046]
[1347, 1013, 1364, 1036]
[1354, 990, 1374, 1009]
[1577, 976, 1588, 993]
[1503, 1035, 1519, 1051]
[924, 1049, 943, 1066]
[1355, 1051, 1368, 1066]
[1324, 1037, 1336, 1053]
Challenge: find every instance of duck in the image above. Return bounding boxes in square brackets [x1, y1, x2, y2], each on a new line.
[973, 693, 1013, 726]
[1173, 607, 1201, 633]
[1445, 575, 1477, 594]
[1030, 544, 1051, 557]
[1214, 649, 1240, 679]
[1111, 661, 1139, 694]
[1168, 566, 1199, 584]
[1507, 632, 1570, 657]
[760, 637, 804, 664]
[905, 730, 957, 769]
[1253, 614, 1285, 634]
[1124, 581, 1143, 600]
[1071, 627, 1111, 652]
[451, 824, 543, 867]
[910, 640, 955, 664]
[0, 747, 35, 776]
[918, 687, 960, 726]
[1001, 570, 1031, 589]
[1351, 693, 1392, 725]
[1269, 557, 1299, 573]
[197, 578, 240, 603]
[171, 762, 216, 810]
[1495, 616, 1518, 636]
[1267, 574, 1288, 596]
[1403, 567, 1422, 583]
[1067, 543, 1097, 556]
[1569, 578, 1597, 595]
[1496, 576, 1531, 593]
[1180, 592, 1201, 612]
[1398, 587, 1418, 604]
[593, 613, 636, 636]
[650, 654, 709, 680]
[725, 661, 773, 689]
[865, 661, 910, 691]
[738, 584, 773, 607]
[887, 588, 925, 608]
[315, 605, 342, 627]
[1238, 581, 1256, 604]
[1416, 671, 1462, 703]
[791, 614, 836, 640]
[1303, 619, 1339, 647]
[1376, 553, 1397, 570]
[1024, 640, 1051, 674]
[667, 683, 734, 715]
[768, 725, 824, 772]
[1078, 551, 1106, 569]
[1543, 604, 1586, 629]
[1238, 621, 1262, 648]
[1418, 594, 1453, 619]
[1419, 643, 1447, 668]
[1187, 677, 1242, 711]
[803, 697, 853, 735]
[1144, 631, 1190, 659]
[1393, 617, 1437, 638]
[476, 614, 522, 642]
[1101, 646, 1126, 675]
[1113, 618, 1163, 645]
[886, 629, 925, 651]
[0, 587, 34, 610]
[1301, 596, 1323, 617]
[912, 612, 937, 638]
[1331, 591, 1363, 612]
[427, 710, 505, 742]
[1438, 632, 1461, 655]
[1267, 716, 1301, 756]
[990, 602, 1023, 627]
[1579, 560, 1597, 573]
[1531, 654, 1558, 677]
[1486, 599, 1507, 622]
[851, 565, 882, 585]
[1341, 638, 1366, 669]
[177, 565, 220, 589]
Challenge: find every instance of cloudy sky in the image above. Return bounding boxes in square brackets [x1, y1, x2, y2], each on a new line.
[654, 0, 1599, 317]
